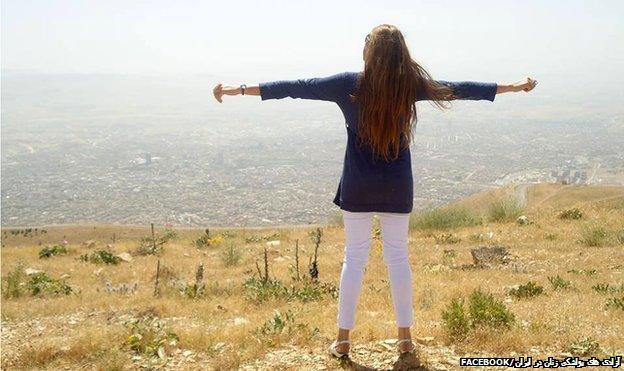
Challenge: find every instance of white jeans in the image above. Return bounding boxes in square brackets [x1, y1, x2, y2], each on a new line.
[337, 209, 413, 330]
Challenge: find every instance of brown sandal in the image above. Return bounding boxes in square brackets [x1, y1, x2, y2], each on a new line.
[397, 338, 416, 354]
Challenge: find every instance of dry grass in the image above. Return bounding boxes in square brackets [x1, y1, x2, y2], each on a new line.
[1, 184, 623, 369]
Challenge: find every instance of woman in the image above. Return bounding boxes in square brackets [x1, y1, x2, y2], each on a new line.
[213, 24, 537, 359]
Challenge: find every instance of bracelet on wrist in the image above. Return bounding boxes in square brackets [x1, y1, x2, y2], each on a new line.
[240, 84, 247, 95]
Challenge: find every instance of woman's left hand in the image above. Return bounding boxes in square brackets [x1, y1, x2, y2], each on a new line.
[212, 83, 240, 103]
[513, 77, 538, 92]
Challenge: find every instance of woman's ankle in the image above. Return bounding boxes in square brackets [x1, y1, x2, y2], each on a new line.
[397, 326, 411, 340]
[337, 327, 350, 341]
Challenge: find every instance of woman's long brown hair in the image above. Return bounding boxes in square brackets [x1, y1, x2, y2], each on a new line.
[349, 24, 456, 162]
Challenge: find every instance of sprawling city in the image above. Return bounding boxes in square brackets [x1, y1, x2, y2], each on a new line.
[2, 73, 623, 227]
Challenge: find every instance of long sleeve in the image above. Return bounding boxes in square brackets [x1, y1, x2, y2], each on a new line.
[424, 80, 498, 102]
[259, 72, 349, 102]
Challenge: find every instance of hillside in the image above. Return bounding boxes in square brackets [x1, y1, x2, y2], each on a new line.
[1, 183, 623, 370]
[447, 183, 624, 213]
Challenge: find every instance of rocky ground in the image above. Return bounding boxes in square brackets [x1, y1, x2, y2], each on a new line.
[2, 308, 565, 370]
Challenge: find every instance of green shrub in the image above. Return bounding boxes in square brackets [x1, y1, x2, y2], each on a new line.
[592, 283, 624, 294]
[433, 233, 461, 245]
[487, 198, 523, 223]
[39, 245, 68, 259]
[244, 232, 281, 244]
[468, 289, 516, 329]
[509, 281, 544, 299]
[242, 276, 337, 304]
[2, 264, 26, 298]
[411, 206, 481, 230]
[243, 276, 288, 303]
[162, 228, 178, 241]
[559, 208, 583, 220]
[441, 298, 471, 339]
[290, 281, 338, 302]
[27, 272, 73, 296]
[548, 275, 572, 290]
[220, 242, 242, 267]
[441, 288, 515, 340]
[81, 249, 121, 265]
[605, 295, 624, 311]
[568, 337, 601, 356]
[123, 314, 179, 359]
[567, 268, 597, 276]
[579, 224, 609, 247]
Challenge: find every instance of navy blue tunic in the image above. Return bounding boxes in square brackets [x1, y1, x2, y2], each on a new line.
[259, 71, 497, 213]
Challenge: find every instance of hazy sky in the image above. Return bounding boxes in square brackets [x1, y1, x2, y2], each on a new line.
[2, 0, 623, 83]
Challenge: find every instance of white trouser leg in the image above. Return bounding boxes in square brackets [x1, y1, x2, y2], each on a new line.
[379, 212, 414, 328]
[336, 210, 373, 329]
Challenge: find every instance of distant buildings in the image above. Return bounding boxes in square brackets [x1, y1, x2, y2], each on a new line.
[551, 168, 589, 185]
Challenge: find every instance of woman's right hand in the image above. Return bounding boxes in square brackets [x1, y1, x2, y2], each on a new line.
[212, 83, 240, 103]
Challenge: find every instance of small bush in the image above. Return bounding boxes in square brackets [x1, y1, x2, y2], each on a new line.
[433, 233, 461, 245]
[2, 264, 26, 298]
[548, 275, 572, 290]
[441, 298, 471, 339]
[243, 276, 288, 303]
[27, 272, 73, 296]
[80, 249, 121, 265]
[592, 283, 624, 294]
[559, 208, 583, 220]
[254, 309, 320, 345]
[605, 296, 624, 311]
[468, 289, 516, 329]
[411, 206, 481, 230]
[245, 232, 281, 244]
[441, 288, 515, 340]
[487, 198, 523, 223]
[568, 337, 601, 356]
[579, 224, 609, 247]
[162, 228, 178, 241]
[290, 281, 338, 302]
[220, 243, 242, 267]
[39, 245, 68, 259]
[242, 276, 337, 303]
[567, 268, 597, 276]
[135, 238, 165, 256]
[509, 281, 544, 299]
[123, 314, 179, 359]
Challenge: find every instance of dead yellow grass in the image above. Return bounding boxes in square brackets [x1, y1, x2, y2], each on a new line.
[1, 184, 623, 369]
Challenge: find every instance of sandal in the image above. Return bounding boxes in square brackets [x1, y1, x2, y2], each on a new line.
[329, 339, 350, 359]
[397, 338, 416, 354]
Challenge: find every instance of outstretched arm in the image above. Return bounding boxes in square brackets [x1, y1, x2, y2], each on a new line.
[495, 77, 538, 94]
[212, 84, 260, 103]
[429, 77, 537, 102]
[212, 72, 349, 103]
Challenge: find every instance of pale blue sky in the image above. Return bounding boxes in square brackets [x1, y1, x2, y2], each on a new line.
[2, 0, 623, 82]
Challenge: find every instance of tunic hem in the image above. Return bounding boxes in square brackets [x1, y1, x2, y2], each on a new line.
[333, 199, 412, 214]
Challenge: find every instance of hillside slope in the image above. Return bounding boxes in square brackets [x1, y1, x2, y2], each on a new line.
[447, 183, 624, 213]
